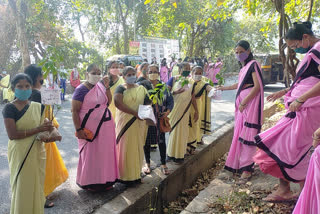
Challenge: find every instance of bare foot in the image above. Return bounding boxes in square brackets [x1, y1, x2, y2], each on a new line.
[263, 188, 297, 203]
[142, 164, 151, 174]
[240, 171, 252, 179]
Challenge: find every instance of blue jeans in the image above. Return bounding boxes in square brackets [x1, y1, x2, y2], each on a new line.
[60, 79, 66, 100]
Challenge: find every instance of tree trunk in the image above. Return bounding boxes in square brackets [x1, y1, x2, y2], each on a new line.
[116, 26, 121, 54]
[76, 14, 85, 42]
[0, 6, 16, 70]
[122, 21, 129, 54]
[274, 0, 298, 84]
[8, 0, 30, 69]
[188, 24, 196, 57]
[307, 0, 314, 21]
[117, 0, 129, 54]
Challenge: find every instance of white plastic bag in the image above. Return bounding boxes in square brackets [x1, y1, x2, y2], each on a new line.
[208, 88, 222, 100]
[138, 105, 157, 126]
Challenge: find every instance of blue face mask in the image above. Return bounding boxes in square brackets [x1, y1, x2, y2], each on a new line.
[294, 47, 311, 54]
[15, 88, 32, 101]
[294, 39, 311, 54]
[126, 76, 137, 84]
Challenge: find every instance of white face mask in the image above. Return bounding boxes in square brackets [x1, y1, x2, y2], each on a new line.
[193, 75, 202, 82]
[88, 74, 101, 85]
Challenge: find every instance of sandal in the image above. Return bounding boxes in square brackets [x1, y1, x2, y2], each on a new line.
[44, 200, 54, 208]
[161, 166, 170, 175]
[186, 147, 196, 155]
[236, 172, 252, 185]
[143, 164, 151, 174]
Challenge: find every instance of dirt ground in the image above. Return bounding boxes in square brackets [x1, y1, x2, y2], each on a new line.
[166, 106, 301, 214]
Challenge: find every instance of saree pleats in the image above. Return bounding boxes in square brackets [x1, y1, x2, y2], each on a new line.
[167, 80, 193, 159]
[77, 82, 119, 187]
[225, 60, 264, 173]
[116, 86, 148, 181]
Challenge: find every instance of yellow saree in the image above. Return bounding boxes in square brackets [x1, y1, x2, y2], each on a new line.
[200, 76, 212, 135]
[1, 75, 14, 102]
[115, 85, 148, 181]
[110, 77, 125, 120]
[167, 77, 195, 159]
[187, 78, 212, 150]
[43, 105, 68, 196]
[8, 102, 46, 214]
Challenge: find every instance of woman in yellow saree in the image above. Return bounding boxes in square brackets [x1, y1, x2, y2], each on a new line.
[106, 61, 125, 120]
[200, 76, 212, 136]
[0, 71, 10, 91]
[166, 62, 199, 163]
[1, 73, 15, 103]
[3, 73, 53, 214]
[114, 66, 149, 186]
[25, 64, 68, 208]
[187, 67, 214, 154]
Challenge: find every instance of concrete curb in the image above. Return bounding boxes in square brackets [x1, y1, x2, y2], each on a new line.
[94, 102, 278, 214]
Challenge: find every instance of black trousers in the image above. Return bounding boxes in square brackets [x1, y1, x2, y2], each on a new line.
[144, 126, 166, 165]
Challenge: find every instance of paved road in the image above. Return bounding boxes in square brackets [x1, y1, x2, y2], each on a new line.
[0, 76, 284, 214]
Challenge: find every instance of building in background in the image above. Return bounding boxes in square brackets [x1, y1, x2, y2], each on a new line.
[132, 36, 180, 64]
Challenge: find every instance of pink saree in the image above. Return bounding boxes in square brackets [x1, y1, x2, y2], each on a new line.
[76, 82, 119, 188]
[254, 42, 320, 182]
[70, 70, 81, 88]
[160, 66, 170, 83]
[225, 60, 264, 173]
[292, 146, 320, 214]
[206, 62, 222, 84]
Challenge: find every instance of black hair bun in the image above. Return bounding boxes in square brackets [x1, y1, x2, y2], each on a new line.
[303, 21, 312, 29]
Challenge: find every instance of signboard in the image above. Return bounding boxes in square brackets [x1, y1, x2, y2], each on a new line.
[129, 41, 140, 54]
[129, 41, 140, 47]
[41, 88, 61, 105]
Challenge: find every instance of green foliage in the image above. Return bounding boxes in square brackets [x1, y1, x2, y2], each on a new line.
[204, 78, 214, 87]
[2, 0, 320, 74]
[177, 76, 189, 88]
[38, 45, 62, 79]
[148, 83, 167, 105]
[215, 73, 225, 86]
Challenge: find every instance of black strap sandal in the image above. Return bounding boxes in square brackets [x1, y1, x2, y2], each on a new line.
[44, 200, 54, 208]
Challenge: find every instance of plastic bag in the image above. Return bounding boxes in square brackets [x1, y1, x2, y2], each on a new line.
[208, 88, 222, 100]
[37, 118, 62, 142]
[44, 143, 69, 196]
[138, 105, 157, 126]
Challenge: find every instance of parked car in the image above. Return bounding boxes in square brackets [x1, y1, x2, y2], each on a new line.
[106, 55, 143, 67]
[255, 53, 290, 87]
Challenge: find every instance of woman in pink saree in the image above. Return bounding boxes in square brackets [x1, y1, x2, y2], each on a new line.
[292, 127, 320, 214]
[70, 67, 81, 89]
[206, 58, 223, 84]
[160, 58, 170, 83]
[219, 40, 264, 182]
[254, 21, 320, 202]
[72, 64, 119, 191]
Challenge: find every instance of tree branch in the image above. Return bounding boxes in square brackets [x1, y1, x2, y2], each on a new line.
[307, 0, 314, 21]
